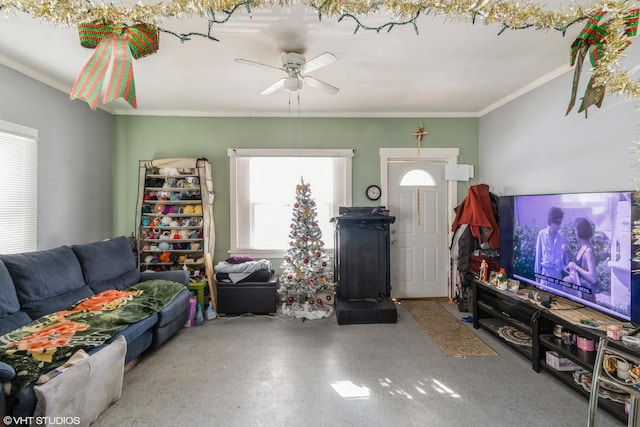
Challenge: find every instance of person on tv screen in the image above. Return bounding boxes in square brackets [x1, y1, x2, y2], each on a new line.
[535, 207, 568, 290]
[565, 217, 598, 299]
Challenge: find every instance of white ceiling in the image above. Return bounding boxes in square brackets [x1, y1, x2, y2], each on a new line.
[0, 2, 599, 117]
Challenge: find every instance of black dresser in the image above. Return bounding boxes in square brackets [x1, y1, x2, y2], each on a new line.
[331, 207, 397, 324]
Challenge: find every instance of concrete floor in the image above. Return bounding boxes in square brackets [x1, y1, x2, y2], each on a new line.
[92, 301, 622, 427]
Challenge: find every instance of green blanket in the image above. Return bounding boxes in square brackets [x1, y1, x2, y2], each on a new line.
[0, 280, 185, 392]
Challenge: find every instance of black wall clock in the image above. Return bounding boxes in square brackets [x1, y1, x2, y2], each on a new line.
[366, 184, 381, 201]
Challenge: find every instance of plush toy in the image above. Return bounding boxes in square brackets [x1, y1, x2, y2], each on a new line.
[160, 216, 172, 226]
[141, 217, 151, 227]
[159, 167, 180, 177]
[150, 218, 161, 227]
[170, 221, 180, 227]
[154, 204, 164, 213]
[170, 193, 180, 201]
[159, 230, 171, 240]
[178, 255, 187, 264]
[188, 230, 199, 239]
[183, 205, 194, 214]
[190, 242, 200, 251]
[187, 218, 202, 227]
[144, 255, 153, 264]
[179, 229, 189, 239]
[193, 205, 202, 214]
[158, 242, 171, 251]
[159, 252, 172, 263]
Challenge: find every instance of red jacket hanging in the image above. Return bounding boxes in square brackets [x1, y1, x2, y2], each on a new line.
[451, 184, 500, 248]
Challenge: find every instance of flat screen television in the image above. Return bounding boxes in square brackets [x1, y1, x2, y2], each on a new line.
[499, 191, 640, 323]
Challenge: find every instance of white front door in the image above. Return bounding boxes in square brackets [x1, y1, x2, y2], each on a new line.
[387, 159, 449, 298]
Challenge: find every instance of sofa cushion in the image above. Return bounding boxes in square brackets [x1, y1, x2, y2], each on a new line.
[71, 237, 141, 293]
[0, 246, 94, 319]
[0, 311, 32, 336]
[0, 261, 32, 334]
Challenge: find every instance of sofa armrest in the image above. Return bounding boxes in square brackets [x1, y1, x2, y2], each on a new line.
[0, 361, 15, 382]
[140, 270, 189, 286]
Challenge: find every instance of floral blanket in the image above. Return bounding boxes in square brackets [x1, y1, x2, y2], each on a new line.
[0, 280, 185, 392]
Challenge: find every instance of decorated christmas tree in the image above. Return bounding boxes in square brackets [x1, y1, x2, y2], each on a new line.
[279, 178, 335, 314]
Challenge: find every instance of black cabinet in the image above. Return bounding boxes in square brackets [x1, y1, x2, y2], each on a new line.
[331, 208, 397, 325]
[470, 276, 639, 423]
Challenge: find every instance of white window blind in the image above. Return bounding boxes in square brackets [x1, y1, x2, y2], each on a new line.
[0, 120, 38, 254]
[228, 149, 353, 258]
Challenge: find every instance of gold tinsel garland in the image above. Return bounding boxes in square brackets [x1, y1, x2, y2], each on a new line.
[1, 0, 639, 101]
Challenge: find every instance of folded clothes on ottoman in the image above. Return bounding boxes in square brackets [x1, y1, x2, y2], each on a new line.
[214, 258, 272, 283]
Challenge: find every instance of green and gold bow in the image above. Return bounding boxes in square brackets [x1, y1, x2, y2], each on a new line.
[70, 21, 159, 109]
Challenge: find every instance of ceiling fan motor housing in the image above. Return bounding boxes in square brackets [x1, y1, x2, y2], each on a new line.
[282, 52, 306, 71]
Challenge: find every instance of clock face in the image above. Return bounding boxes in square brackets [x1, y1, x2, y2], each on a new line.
[366, 185, 381, 201]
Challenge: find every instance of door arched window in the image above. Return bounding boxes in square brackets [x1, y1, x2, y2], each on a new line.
[399, 169, 436, 186]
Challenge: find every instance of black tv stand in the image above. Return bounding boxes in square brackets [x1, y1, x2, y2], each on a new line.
[469, 275, 640, 424]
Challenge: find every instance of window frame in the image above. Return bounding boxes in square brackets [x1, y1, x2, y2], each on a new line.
[0, 119, 38, 254]
[228, 148, 353, 259]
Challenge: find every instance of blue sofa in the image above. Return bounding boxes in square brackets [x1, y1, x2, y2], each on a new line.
[0, 236, 191, 418]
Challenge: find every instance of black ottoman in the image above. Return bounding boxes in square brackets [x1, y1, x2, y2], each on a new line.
[216, 274, 279, 315]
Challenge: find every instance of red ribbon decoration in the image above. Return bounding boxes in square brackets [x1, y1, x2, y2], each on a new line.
[70, 21, 159, 109]
[567, 9, 639, 117]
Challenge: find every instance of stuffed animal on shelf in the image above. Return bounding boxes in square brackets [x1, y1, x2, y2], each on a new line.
[159, 167, 180, 177]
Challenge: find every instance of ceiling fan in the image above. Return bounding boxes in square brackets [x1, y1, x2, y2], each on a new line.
[235, 52, 339, 95]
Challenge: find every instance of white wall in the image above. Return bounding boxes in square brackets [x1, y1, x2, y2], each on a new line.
[0, 64, 115, 249]
[479, 68, 639, 196]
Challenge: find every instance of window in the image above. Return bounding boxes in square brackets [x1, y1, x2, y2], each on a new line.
[228, 149, 353, 258]
[400, 169, 436, 186]
[0, 120, 38, 253]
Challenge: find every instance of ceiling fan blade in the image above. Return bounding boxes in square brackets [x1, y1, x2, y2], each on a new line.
[301, 52, 336, 74]
[235, 58, 283, 72]
[261, 78, 286, 95]
[302, 76, 339, 95]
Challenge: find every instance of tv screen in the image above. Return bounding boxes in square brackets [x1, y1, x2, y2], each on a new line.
[501, 191, 638, 322]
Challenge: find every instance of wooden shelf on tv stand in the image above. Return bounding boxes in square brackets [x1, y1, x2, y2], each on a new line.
[468, 275, 638, 424]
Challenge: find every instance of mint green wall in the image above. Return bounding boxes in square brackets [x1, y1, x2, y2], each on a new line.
[114, 116, 478, 264]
